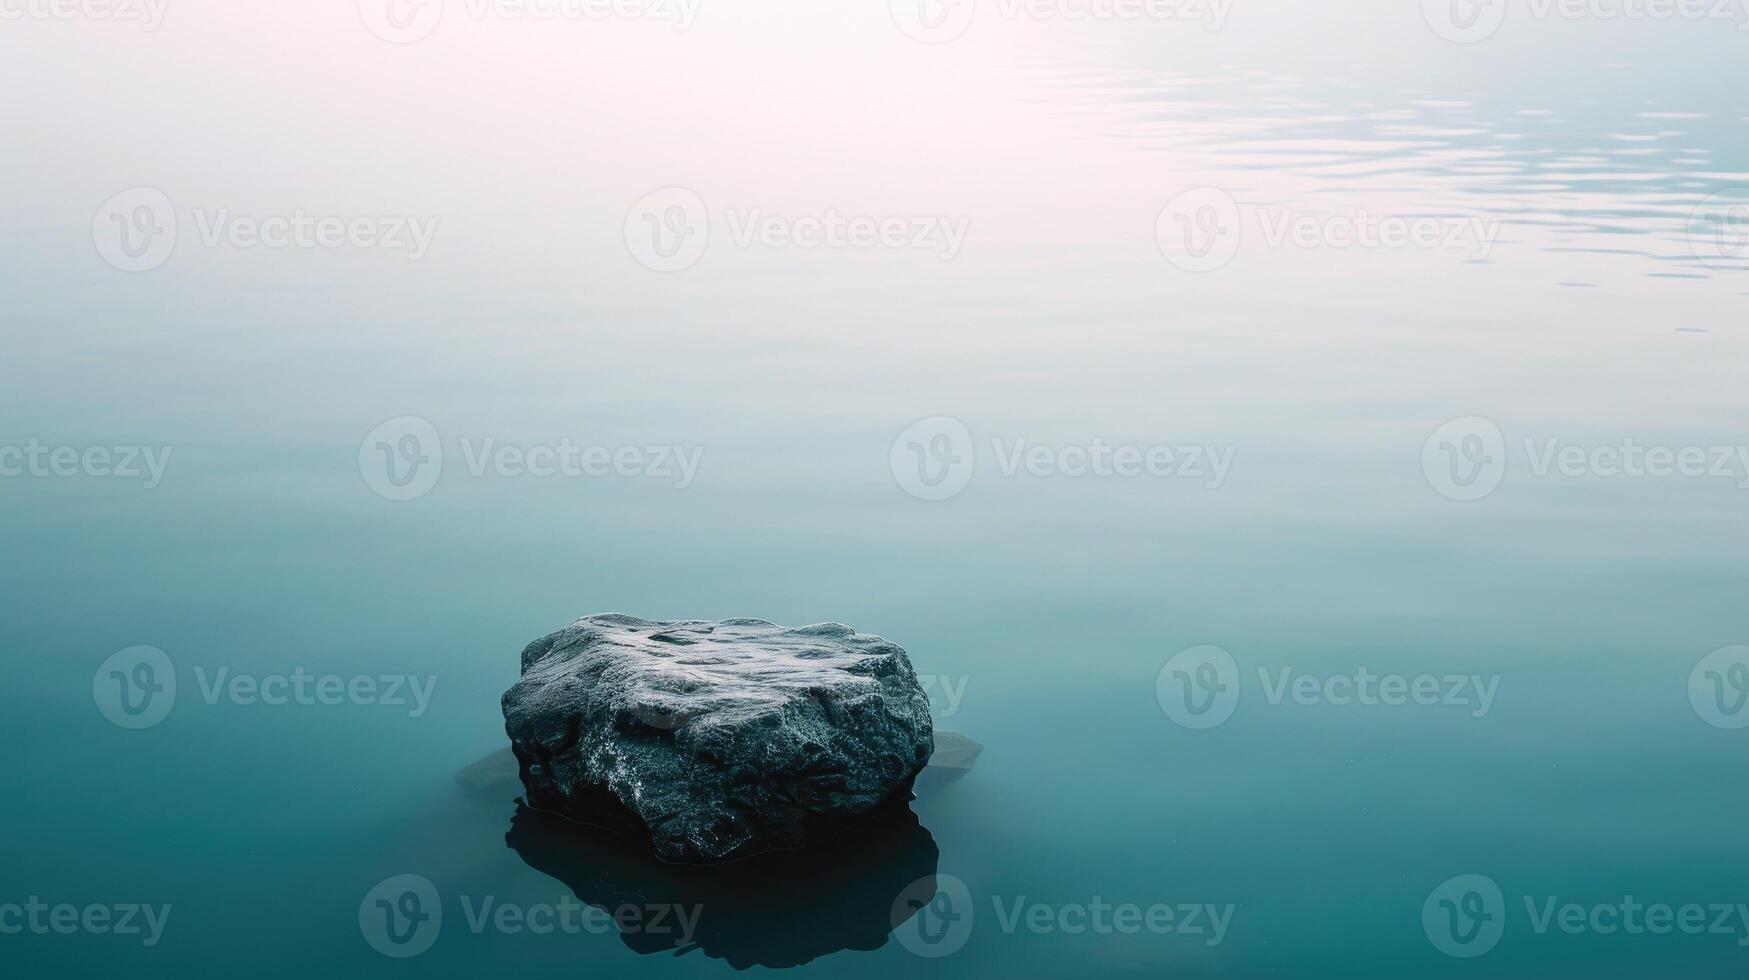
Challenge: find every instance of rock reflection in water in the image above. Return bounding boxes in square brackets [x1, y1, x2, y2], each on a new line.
[505, 801, 940, 970]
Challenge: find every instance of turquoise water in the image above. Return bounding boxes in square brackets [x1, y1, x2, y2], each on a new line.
[4, 3, 1749, 977]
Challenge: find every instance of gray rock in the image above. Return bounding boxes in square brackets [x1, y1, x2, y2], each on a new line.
[501, 614, 935, 863]
[459, 727, 979, 801]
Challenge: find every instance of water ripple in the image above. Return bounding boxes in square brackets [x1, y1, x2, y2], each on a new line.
[1021, 60, 1749, 279]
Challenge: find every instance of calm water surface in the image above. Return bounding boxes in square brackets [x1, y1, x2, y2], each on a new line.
[3, 4, 1747, 978]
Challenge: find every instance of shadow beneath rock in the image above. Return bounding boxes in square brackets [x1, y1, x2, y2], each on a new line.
[914, 731, 983, 791]
[505, 800, 940, 970]
[456, 746, 522, 801]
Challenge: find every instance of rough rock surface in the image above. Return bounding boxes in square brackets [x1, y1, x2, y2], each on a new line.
[501, 614, 934, 863]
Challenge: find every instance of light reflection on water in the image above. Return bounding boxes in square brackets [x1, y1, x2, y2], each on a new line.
[1017, 56, 1749, 279]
